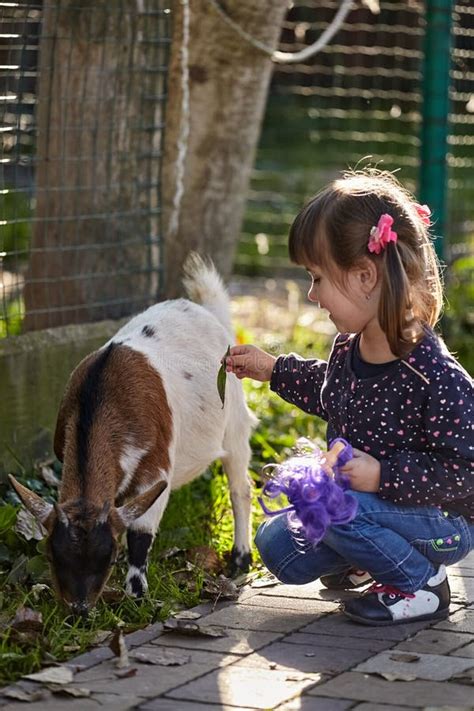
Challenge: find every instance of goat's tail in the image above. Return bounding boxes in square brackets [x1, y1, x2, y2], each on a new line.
[182, 252, 234, 336]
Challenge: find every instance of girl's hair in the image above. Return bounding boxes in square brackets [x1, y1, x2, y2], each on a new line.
[288, 169, 443, 357]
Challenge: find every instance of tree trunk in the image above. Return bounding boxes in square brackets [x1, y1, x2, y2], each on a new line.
[162, 0, 287, 297]
[24, 0, 166, 330]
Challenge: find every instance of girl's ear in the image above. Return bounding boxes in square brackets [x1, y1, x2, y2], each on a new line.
[356, 257, 378, 296]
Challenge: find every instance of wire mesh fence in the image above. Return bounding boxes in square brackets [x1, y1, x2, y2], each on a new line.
[1, 0, 171, 336]
[237, 0, 474, 276]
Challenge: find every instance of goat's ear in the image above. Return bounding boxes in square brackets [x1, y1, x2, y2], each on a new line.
[8, 475, 56, 531]
[113, 480, 167, 531]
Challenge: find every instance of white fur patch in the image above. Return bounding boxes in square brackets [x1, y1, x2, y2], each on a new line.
[118, 444, 148, 495]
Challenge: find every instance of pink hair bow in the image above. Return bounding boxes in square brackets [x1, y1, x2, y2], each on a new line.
[368, 214, 398, 255]
[414, 203, 431, 225]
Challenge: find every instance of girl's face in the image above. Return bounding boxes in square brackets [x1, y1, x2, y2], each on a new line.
[306, 263, 379, 334]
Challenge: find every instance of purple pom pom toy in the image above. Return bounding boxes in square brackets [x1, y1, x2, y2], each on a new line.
[258, 438, 358, 545]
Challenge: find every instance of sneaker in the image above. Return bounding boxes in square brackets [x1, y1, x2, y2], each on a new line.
[320, 568, 373, 590]
[342, 565, 450, 626]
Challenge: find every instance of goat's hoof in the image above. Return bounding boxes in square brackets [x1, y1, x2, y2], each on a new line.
[125, 570, 148, 599]
[229, 547, 252, 577]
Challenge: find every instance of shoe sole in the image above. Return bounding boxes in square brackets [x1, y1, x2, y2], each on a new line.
[321, 580, 372, 590]
[342, 607, 450, 626]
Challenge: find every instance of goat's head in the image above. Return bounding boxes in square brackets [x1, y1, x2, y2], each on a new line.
[8, 475, 166, 616]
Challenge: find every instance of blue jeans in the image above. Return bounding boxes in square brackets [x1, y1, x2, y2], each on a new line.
[255, 492, 474, 593]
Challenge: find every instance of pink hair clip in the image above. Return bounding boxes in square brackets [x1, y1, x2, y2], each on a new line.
[368, 214, 398, 255]
[414, 203, 431, 225]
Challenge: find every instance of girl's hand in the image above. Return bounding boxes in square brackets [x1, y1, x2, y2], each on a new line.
[340, 449, 381, 492]
[224, 344, 277, 382]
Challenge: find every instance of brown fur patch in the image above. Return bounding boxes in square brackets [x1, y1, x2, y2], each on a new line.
[55, 345, 173, 510]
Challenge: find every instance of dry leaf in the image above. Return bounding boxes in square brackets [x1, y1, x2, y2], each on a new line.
[12, 606, 43, 633]
[40, 466, 60, 487]
[101, 587, 123, 604]
[132, 649, 190, 666]
[109, 629, 129, 669]
[251, 575, 279, 588]
[48, 685, 91, 698]
[160, 546, 183, 560]
[25, 666, 74, 685]
[188, 546, 222, 575]
[163, 619, 226, 638]
[389, 653, 421, 663]
[173, 610, 202, 620]
[202, 575, 238, 600]
[3, 688, 45, 702]
[114, 667, 137, 679]
[451, 669, 474, 686]
[380, 672, 417, 682]
[91, 630, 113, 647]
[15, 508, 46, 541]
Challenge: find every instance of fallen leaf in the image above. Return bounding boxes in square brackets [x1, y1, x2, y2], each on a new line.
[39, 465, 60, 487]
[3, 688, 45, 702]
[12, 606, 43, 633]
[132, 649, 190, 666]
[159, 546, 184, 560]
[202, 575, 238, 600]
[251, 575, 279, 588]
[389, 652, 421, 663]
[114, 667, 137, 679]
[15, 508, 46, 541]
[451, 669, 474, 686]
[63, 645, 81, 653]
[173, 610, 202, 620]
[109, 629, 129, 669]
[380, 672, 417, 682]
[188, 546, 222, 575]
[163, 619, 226, 638]
[48, 685, 91, 698]
[101, 587, 123, 604]
[91, 630, 113, 646]
[25, 665, 74, 685]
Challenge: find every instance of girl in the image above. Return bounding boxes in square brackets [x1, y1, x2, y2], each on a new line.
[225, 169, 473, 626]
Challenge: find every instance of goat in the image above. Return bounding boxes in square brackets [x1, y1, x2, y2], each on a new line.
[9, 254, 257, 616]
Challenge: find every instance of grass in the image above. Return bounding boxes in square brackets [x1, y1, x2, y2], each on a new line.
[0, 312, 329, 686]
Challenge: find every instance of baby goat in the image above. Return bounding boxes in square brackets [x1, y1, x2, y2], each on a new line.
[10, 254, 256, 616]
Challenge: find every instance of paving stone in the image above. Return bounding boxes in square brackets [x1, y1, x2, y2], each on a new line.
[139, 699, 244, 711]
[355, 649, 474, 681]
[257, 580, 360, 603]
[240, 594, 339, 614]
[450, 641, 474, 658]
[449, 574, 474, 602]
[281, 631, 391, 653]
[152, 626, 282, 655]
[166, 665, 323, 709]
[300, 612, 431, 640]
[307, 672, 474, 707]
[393, 628, 473, 655]
[66, 648, 240, 699]
[197, 602, 322, 633]
[0, 692, 139, 711]
[125, 622, 164, 648]
[275, 697, 353, 710]
[434, 607, 474, 635]
[234, 640, 373, 675]
[66, 645, 115, 672]
[352, 705, 418, 711]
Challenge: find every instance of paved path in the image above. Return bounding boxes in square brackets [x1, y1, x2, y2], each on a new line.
[1, 553, 473, 710]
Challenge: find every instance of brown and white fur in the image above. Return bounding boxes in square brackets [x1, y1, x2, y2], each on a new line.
[10, 254, 257, 615]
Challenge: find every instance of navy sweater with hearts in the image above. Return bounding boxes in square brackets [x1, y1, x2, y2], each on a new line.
[270, 328, 473, 522]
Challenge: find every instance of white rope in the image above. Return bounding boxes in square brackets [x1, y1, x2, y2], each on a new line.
[206, 0, 355, 65]
[168, 0, 190, 240]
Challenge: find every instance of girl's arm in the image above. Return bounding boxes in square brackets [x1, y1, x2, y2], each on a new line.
[270, 352, 329, 420]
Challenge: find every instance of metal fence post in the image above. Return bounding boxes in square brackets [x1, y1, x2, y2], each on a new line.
[419, 0, 453, 260]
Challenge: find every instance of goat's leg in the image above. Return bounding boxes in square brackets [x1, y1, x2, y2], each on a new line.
[221, 432, 253, 575]
[125, 485, 170, 597]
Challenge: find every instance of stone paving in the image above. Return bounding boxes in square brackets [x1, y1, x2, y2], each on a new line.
[1, 552, 473, 710]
